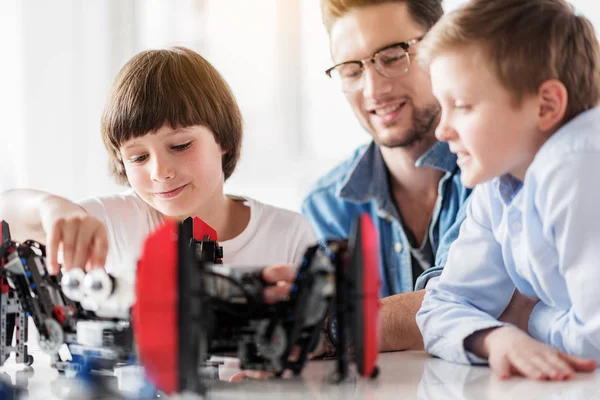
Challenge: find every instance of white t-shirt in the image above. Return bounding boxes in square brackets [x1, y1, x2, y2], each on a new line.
[78, 190, 317, 281]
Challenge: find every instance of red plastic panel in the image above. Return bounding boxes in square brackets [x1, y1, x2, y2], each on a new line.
[131, 221, 179, 394]
[192, 217, 218, 241]
[360, 213, 381, 377]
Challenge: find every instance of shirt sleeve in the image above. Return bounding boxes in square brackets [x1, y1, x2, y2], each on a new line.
[528, 153, 600, 359]
[289, 215, 318, 266]
[416, 185, 515, 365]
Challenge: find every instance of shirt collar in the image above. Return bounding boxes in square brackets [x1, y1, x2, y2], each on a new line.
[338, 141, 458, 210]
[494, 174, 523, 205]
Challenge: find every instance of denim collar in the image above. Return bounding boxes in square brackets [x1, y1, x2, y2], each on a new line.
[337, 141, 458, 217]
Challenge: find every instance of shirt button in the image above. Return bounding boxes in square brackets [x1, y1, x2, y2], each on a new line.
[395, 243, 403, 253]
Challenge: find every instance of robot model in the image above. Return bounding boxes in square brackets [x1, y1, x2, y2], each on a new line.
[0, 220, 133, 375]
[132, 213, 382, 395]
[1, 213, 381, 398]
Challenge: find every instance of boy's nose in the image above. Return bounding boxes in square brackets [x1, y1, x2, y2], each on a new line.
[435, 116, 457, 143]
[151, 160, 176, 181]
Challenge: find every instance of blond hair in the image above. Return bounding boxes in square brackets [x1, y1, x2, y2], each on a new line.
[419, 0, 600, 121]
[321, 0, 443, 34]
[101, 46, 243, 185]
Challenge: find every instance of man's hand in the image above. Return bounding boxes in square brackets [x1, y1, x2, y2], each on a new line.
[466, 326, 597, 381]
[498, 290, 539, 332]
[261, 264, 295, 303]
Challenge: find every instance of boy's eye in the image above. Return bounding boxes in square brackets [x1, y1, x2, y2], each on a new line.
[454, 103, 471, 111]
[129, 154, 148, 163]
[171, 142, 192, 151]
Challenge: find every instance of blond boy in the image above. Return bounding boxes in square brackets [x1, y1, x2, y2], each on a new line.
[417, 0, 600, 380]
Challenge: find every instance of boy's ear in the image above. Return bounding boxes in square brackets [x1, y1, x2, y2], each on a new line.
[537, 79, 568, 133]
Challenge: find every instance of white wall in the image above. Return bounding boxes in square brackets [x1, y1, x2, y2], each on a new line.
[3, 0, 600, 211]
[2, 0, 370, 211]
[0, 0, 23, 193]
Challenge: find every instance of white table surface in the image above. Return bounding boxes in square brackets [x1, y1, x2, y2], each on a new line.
[3, 345, 600, 400]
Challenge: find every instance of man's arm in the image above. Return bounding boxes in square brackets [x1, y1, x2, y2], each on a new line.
[263, 265, 425, 352]
[379, 290, 425, 351]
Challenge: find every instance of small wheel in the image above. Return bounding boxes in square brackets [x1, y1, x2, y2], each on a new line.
[25, 354, 34, 366]
[38, 318, 64, 354]
[255, 321, 287, 361]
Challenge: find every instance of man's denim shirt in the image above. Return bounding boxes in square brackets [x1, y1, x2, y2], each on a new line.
[302, 141, 471, 297]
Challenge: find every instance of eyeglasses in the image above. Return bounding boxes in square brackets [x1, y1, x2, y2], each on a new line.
[325, 37, 423, 93]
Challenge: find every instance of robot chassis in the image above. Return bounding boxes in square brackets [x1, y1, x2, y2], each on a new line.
[0, 213, 381, 396]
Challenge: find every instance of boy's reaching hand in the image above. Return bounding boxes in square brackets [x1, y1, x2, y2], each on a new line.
[261, 264, 295, 303]
[466, 326, 597, 381]
[40, 196, 108, 274]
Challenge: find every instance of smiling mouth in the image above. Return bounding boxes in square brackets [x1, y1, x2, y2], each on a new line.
[456, 152, 472, 165]
[371, 101, 407, 116]
[154, 184, 188, 198]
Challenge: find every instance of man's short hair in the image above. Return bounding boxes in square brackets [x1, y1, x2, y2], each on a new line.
[321, 0, 444, 34]
[419, 0, 600, 123]
[101, 46, 243, 185]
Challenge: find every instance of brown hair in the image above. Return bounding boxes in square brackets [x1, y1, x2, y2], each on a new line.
[419, 0, 600, 123]
[321, 0, 444, 34]
[101, 46, 243, 185]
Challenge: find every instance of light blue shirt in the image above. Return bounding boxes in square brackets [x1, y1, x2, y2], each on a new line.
[417, 107, 600, 365]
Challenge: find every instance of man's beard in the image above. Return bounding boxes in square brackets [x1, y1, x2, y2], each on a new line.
[378, 102, 441, 149]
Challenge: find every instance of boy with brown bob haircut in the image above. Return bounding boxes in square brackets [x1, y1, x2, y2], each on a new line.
[0, 46, 316, 285]
[417, 0, 600, 380]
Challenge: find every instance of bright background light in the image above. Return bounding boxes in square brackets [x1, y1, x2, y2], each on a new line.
[1, 0, 598, 211]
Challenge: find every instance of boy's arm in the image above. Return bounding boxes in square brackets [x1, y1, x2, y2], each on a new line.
[416, 186, 516, 365]
[527, 154, 600, 360]
[0, 189, 107, 273]
[0, 189, 85, 243]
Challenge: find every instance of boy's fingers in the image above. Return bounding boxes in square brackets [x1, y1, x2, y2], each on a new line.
[262, 265, 295, 284]
[244, 370, 272, 380]
[46, 219, 64, 275]
[60, 219, 80, 271]
[288, 345, 301, 362]
[308, 336, 325, 359]
[72, 219, 96, 272]
[492, 355, 513, 380]
[530, 354, 569, 381]
[228, 372, 247, 383]
[263, 282, 292, 304]
[511, 358, 543, 380]
[560, 353, 598, 372]
[228, 370, 272, 382]
[89, 225, 108, 271]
